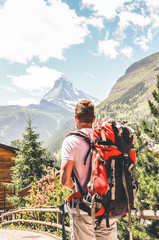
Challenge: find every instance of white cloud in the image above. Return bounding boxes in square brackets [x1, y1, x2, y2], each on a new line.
[8, 98, 39, 106]
[98, 32, 119, 59]
[81, 0, 131, 19]
[0, 0, 90, 63]
[151, 12, 159, 29]
[120, 46, 133, 59]
[1, 0, 159, 65]
[82, 0, 159, 57]
[87, 16, 104, 30]
[8, 65, 63, 91]
[134, 29, 153, 51]
[117, 11, 151, 37]
[144, 0, 159, 11]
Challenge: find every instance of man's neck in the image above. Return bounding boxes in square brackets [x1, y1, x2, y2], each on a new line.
[78, 122, 92, 129]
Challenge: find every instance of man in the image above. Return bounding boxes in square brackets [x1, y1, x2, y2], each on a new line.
[60, 100, 117, 240]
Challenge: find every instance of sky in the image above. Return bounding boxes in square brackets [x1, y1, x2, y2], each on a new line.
[0, 0, 159, 106]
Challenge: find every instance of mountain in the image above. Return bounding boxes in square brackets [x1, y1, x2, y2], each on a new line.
[47, 52, 159, 154]
[42, 75, 100, 112]
[1, 52, 158, 148]
[0, 105, 69, 145]
[0, 76, 100, 145]
[96, 52, 159, 125]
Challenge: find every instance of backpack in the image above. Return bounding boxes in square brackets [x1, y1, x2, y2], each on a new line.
[59, 118, 138, 240]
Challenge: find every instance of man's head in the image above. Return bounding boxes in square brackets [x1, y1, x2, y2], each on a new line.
[75, 100, 95, 129]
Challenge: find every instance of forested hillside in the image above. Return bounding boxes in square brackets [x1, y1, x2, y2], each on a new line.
[96, 52, 159, 124]
[0, 105, 71, 145]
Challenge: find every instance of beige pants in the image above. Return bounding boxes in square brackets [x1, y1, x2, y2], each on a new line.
[70, 211, 117, 240]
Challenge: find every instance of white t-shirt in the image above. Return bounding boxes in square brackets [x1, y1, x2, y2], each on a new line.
[61, 128, 93, 194]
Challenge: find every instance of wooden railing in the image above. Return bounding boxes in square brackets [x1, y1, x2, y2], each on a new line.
[131, 209, 159, 220]
[0, 207, 158, 238]
[0, 206, 70, 239]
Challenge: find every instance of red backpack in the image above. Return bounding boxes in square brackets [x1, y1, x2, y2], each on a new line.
[60, 118, 138, 240]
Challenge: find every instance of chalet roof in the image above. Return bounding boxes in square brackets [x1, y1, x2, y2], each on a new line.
[18, 181, 40, 197]
[18, 170, 60, 197]
[0, 143, 18, 153]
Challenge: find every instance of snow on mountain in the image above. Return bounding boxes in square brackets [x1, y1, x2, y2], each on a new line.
[42, 75, 100, 112]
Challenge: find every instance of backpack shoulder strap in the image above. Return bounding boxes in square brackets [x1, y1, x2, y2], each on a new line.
[71, 170, 85, 196]
[66, 130, 92, 195]
[67, 130, 92, 165]
[67, 130, 91, 144]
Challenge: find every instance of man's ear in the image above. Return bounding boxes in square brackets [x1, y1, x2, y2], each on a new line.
[75, 115, 78, 122]
[75, 115, 79, 125]
[93, 115, 96, 123]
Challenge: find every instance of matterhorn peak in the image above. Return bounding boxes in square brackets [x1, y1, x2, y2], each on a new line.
[42, 75, 100, 112]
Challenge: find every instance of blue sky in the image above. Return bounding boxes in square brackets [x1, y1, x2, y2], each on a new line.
[0, 0, 159, 106]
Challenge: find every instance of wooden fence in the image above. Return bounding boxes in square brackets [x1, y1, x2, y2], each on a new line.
[131, 209, 159, 220]
[0, 207, 158, 239]
[0, 206, 70, 239]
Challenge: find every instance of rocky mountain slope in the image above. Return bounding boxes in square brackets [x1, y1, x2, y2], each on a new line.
[96, 52, 159, 125]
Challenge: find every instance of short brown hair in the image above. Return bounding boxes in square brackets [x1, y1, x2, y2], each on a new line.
[75, 100, 95, 123]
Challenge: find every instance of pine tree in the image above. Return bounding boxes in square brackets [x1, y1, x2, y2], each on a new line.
[142, 75, 159, 142]
[132, 76, 159, 239]
[134, 124, 148, 155]
[11, 139, 21, 149]
[6, 119, 52, 207]
[148, 75, 159, 119]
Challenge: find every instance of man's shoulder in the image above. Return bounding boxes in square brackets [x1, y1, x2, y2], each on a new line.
[62, 132, 80, 147]
[66, 129, 92, 141]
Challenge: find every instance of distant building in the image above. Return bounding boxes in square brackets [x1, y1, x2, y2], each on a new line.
[0, 143, 17, 213]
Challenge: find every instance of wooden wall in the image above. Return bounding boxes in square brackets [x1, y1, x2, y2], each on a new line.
[0, 145, 16, 211]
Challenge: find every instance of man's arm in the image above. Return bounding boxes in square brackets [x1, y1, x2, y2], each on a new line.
[60, 160, 75, 191]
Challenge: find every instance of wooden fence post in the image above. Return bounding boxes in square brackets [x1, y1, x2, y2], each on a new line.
[57, 211, 61, 232]
[12, 214, 16, 220]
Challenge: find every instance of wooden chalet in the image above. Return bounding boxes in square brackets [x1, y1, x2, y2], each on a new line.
[0, 143, 17, 213]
